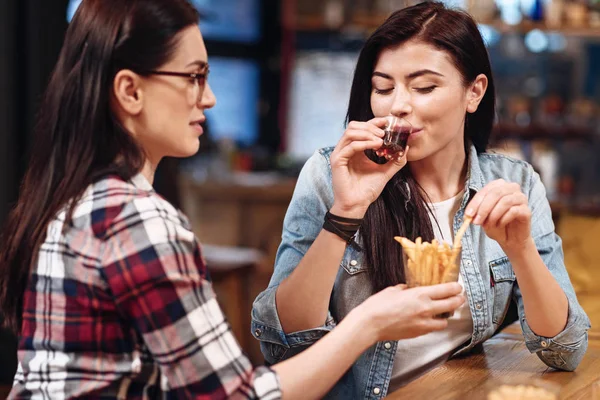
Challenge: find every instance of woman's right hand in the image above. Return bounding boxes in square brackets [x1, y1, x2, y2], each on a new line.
[352, 282, 465, 342]
[329, 118, 409, 219]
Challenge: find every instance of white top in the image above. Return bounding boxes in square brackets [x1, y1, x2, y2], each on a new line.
[388, 191, 473, 391]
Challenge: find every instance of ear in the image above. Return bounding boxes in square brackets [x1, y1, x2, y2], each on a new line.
[113, 70, 143, 116]
[466, 73, 488, 114]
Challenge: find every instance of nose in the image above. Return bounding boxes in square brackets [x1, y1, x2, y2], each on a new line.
[389, 89, 412, 118]
[197, 82, 217, 110]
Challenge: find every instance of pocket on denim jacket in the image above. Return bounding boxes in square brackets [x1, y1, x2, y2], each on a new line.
[490, 257, 516, 325]
[340, 246, 366, 275]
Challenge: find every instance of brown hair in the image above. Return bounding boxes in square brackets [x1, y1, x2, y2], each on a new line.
[0, 0, 199, 333]
[346, 1, 496, 291]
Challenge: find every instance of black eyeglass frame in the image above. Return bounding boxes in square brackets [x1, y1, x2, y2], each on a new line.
[143, 68, 210, 85]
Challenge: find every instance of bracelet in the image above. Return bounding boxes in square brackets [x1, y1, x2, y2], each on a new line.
[322, 211, 362, 249]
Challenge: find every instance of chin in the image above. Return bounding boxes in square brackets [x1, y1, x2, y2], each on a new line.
[406, 150, 424, 162]
[172, 142, 200, 159]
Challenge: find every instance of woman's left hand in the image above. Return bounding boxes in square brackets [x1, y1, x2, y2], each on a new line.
[465, 179, 532, 252]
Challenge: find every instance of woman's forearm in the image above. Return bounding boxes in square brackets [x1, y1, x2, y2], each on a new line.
[505, 238, 568, 337]
[272, 306, 375, 400]
[275, 230, 347, 333]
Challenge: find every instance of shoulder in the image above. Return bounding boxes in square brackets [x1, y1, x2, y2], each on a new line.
[70, 175, 191, 240]
[296, 147, 336, 187]
[294, 147, 335, 181]
[317, 146, 335, 161]
[476, 151, 535, 187]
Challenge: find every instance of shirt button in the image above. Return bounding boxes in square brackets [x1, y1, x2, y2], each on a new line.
[475, 303, 483, 310]
[384, 342, 392, 350]
[373, 387, 381, 395]
[465, 260, 473, 266]
[541, 341, 548, 348]
[254, 329, 262, 337]
[350, 260, 358, 266]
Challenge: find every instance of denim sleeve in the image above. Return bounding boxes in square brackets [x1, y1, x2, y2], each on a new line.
[251, 149, 338, 365]
[514, 166, 591, 371]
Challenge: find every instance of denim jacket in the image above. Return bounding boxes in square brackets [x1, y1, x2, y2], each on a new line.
[252, 145, 591, 399]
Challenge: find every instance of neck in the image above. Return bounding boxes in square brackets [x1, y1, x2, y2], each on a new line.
[410, 141, 468, 203]
[141, 159, 157, 185]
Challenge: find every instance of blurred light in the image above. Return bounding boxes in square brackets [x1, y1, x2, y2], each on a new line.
[502, 34, 527, 58]
[515, 112, 531, 127]
[66, 0, 82, 23]
[520, 0, 536, 15]
[524, 76, 544, 97]
[547, 33, 567, 52]
[524, 29, 549, 53]
[440, 0, 467, 9]
[478, 24, 501, 47]
[498, 0, 523, 25]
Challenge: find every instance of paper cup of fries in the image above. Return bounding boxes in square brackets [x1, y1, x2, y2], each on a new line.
[394, 216, 472, 318]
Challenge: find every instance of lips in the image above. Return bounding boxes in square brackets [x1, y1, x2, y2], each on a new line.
[190, 117, 205, 125]
[408, 128, 423, 138]
[190, 118, 205, 134]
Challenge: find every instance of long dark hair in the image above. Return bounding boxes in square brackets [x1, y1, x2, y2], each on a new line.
[0, 0, 199, 333]
[347, 1, 496, 292]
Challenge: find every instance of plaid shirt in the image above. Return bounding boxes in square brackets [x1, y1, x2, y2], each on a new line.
[10, 174, 281, 400]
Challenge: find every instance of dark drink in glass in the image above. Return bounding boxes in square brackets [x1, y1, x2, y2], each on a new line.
[377, 116, 412, 159]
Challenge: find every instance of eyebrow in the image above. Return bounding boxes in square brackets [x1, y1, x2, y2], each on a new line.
[186, 60, 208, 69]
[372, 69, 445, 80]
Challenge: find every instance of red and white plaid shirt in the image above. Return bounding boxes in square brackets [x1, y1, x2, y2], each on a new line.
[10, 174, 281, 399]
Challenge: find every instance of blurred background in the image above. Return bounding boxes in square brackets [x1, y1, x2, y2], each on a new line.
[1, 0, 600, 391]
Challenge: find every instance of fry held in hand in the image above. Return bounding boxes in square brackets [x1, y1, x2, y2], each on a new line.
[394, 216, 472, 288]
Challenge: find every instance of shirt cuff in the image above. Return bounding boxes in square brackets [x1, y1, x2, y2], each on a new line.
[520, 301, 590, 370]
[254, 366, 283, 400]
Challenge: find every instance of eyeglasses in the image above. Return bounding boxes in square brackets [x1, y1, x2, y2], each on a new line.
[144, 68, 210, 101]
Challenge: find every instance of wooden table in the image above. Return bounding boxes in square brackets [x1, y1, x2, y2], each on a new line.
[387, 324, 600, 400]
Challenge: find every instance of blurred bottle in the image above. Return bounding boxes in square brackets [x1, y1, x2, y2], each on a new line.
[521, 0, 544, 21]
[507, 95, 533, 127]
[566, 97, 598, 128]
[564, 0, 588, 27]
[537, 94, 565, 127]
[324, 0, 344, 28]
[531, 142, 559, 200]
[545, 0, 565, 28]
[467, 0, 497, 22]
[497, 0, 523, 25]
[589, 0, 600, 27]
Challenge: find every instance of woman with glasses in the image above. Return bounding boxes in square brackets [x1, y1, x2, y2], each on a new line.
[0, 0, 465, 398]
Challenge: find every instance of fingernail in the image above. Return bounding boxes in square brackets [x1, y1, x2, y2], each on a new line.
[473, 215, 482, 225]
[465, 208, 474, 217]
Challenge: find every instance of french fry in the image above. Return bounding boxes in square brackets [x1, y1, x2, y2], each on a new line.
[394, 236, 415, 261]
[415, 237, 422, 286]
[431, 242, 439, 284]
[425, 245, 433, 286]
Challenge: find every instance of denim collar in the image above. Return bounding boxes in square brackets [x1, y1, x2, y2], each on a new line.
[466, 144, 485, 194]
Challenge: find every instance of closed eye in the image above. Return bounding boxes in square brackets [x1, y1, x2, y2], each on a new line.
[414, 86, 437, 94]
[374, 88, 393, 95]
